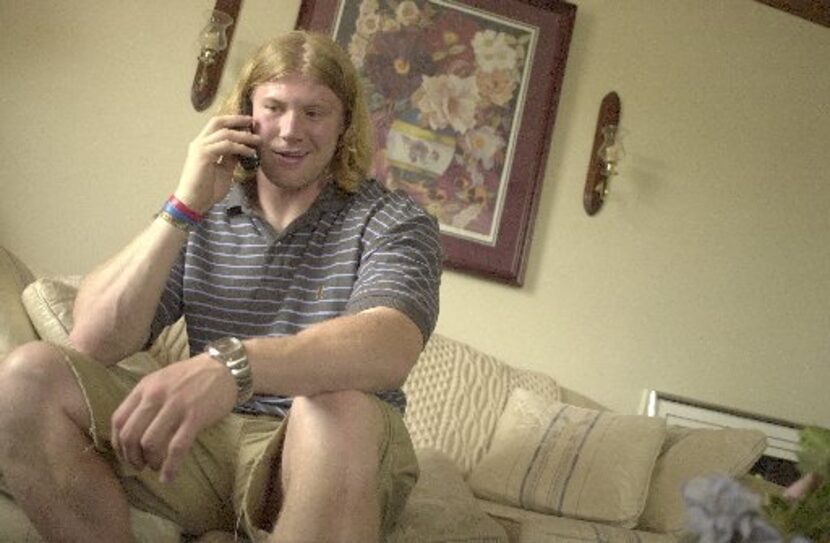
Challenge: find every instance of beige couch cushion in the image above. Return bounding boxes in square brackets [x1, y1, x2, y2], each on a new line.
[636, 425, 767, 533]
[479, 499, 679, 543]
[469, 388, 666, 528]
[388, 449, 507, 542]
[21, 277, 189, 364]
[0, 247, 38, 360]
[403, 334, 559, 476]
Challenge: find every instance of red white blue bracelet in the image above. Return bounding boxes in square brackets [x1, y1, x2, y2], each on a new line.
[167, 194, 205, 222]
[156, 210, 191, 232]
[156, 195, 204, 232]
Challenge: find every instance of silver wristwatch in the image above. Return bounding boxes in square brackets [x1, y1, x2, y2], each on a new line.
[205, 336, 254, 406]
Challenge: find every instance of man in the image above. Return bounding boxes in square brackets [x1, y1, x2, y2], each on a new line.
[0, 31, 442, 542]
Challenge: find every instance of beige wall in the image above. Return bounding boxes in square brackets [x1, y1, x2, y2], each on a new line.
[2, 1, 828, 427]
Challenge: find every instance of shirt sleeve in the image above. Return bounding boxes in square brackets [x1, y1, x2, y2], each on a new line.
[345, 193, 443, 343]
[145, 247, 186, 347]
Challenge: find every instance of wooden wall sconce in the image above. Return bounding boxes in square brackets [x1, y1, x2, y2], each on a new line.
[191, 0, 242, 112]
[583, 92, 623, 216]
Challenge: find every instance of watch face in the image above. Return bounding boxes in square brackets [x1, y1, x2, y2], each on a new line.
[212, 336, 242, 353]
[207, 337, 244, 361]
[205, 336, 253, 405]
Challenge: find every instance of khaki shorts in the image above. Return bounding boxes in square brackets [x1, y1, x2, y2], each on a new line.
[55, 345, 419, 540]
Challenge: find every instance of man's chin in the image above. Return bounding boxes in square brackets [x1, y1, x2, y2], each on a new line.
[259, 171, 328, 193]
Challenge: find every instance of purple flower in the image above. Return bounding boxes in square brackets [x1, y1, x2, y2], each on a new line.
[363, 28, 435, 101]
[683, 475, 783, 543]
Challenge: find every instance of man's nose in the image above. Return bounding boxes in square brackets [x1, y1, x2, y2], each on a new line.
[279, 110, 303, 138]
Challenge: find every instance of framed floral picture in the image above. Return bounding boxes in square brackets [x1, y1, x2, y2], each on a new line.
[296, 0, 576, 285]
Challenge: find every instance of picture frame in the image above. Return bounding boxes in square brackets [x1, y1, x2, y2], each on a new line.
[296, 0, 576, 285]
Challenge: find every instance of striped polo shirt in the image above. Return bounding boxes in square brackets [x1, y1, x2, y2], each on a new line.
[148, 179, 442, 414]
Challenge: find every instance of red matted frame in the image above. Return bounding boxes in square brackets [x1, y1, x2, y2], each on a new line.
[296, 0, 576, 285]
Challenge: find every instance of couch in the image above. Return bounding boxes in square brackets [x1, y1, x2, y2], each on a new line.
[0, 246, 776, 542]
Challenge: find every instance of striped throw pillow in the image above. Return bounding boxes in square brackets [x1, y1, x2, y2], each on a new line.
[469, 388, 666, 527]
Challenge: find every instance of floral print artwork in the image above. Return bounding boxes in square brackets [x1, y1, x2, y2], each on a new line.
[333, 0, 535, 244]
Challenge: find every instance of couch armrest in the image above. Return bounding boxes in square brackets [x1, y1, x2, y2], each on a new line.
[0, 247, 38, 360]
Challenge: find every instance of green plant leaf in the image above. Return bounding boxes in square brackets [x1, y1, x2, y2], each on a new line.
[798, 426, 830, 480]
[765, 484, 830, 542]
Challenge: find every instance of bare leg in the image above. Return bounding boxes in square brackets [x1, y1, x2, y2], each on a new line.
[0, 341, 133, 542]
[269, 390, 384, 543]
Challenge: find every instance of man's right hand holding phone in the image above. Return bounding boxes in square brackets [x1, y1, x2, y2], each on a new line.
[173, 114, 260, 214]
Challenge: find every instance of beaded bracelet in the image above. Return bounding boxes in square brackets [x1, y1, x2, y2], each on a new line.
[156, 210, 191, 232]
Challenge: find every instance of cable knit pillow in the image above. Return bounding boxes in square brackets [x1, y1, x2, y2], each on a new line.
[402, 334, 560, 476]
[469, 388, 667, 528]
[636, 425, 767, 533]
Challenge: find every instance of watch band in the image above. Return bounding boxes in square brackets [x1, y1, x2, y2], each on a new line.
[205, 336, 254, 405]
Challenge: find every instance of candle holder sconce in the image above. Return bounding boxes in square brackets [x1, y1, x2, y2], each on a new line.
[583, 92, 623, 216]
[191, 0, 241, 112]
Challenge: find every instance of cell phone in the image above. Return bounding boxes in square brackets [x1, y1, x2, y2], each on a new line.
[238, 96, 260, 172]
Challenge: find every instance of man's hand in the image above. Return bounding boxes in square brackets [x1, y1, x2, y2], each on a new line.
[110, 355, 237, 483]
[174, 114, 261, 214]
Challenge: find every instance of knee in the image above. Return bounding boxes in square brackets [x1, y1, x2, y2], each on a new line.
[282, 391, 384, 494]
[290, 391, 381, 435]
[1, 340, 69, 386]
[285, 390, 384, 459]
[0, 341, 75, 416]
[291, 389, 376, 414]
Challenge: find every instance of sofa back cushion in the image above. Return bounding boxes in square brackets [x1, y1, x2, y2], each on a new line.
[403, 334, 560, 476]
[469, 388, 667, 528]
[20, 277, 189, 365]
[636, 425, 767, 533]
[388, 449, 509, 542]
[0, 247, 38, 360]
[20, 275, 82, 347]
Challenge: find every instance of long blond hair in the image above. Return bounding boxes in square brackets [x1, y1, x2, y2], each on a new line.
[219, 31, 373, 192]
